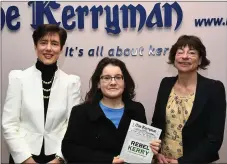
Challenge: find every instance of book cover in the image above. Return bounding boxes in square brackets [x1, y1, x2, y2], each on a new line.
[120, 120, 162, 163]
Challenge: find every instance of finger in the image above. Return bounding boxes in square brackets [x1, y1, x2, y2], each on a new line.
[166, 157, 174, 162]
[158, 159, 164, 164]
[151, 146, 161, 153]
[151, 139, 161, 144]
[156, 139, 162, 143]
[116, 159, 124, 163]
[150, 142, 161, 147]
[151, 145, 160, 150]
[150, 141, 161, 147]
[161, 157, 168, 163]
[157, 156, 164, 164]
[153, 150, 159, 155]
[114, 156, 120, 159]
[119, 159, 124, 163]
[162, 159, 168, 163]
[151, 148, 159, 154]
[150, 139, 161, 144]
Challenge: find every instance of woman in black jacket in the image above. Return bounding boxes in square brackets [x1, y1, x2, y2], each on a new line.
[151, 35, 226, 163]
[62, 57, 160, 163]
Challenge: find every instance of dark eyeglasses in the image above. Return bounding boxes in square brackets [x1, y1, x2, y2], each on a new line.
[100, 75, 124, 83]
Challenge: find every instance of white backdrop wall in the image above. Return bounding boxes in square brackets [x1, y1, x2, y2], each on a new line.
[1, 1, 227, 163]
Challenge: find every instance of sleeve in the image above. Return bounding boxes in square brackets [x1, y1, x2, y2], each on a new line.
[137, 102, 147, 124]
[56, 75, 82, 160]
[2, 70, 32, 163]
[61, 106, 114, 163]
[178, 80, 226, 163]
[66, 75, 82, 112]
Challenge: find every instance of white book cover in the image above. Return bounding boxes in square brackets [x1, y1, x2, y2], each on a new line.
[120, 120, 162, 163]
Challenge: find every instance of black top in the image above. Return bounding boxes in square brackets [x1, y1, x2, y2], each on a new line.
[34, 59, 57, 161]
[35, 59, 57, 121]
[62, 101, 147, 163]
[151, 73, 226, 163]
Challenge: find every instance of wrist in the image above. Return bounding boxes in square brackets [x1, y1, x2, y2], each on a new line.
[55, 155, 65, 164]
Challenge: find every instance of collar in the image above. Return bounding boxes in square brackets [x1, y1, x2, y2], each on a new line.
[33, 65, 60, 80]
[35, 59, 58, 77]
[87, 100, 133, 122]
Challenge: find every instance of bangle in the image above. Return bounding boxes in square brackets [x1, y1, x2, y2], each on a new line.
[55, 155, 65, 164]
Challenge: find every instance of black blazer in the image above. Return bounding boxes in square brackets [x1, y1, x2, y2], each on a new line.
[152, 73, 226, 163]
[62, 100, 147, 163]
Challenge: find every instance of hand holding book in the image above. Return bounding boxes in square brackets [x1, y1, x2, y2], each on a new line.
[150, 139, 162, 155]
[112, 156, 124, 164]
[120, 120, 162, 163]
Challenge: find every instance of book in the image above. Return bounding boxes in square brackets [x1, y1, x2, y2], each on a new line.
[119, 120, 162, 163]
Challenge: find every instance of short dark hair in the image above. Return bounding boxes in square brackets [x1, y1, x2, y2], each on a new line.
[32, 24, 67, 50]
[85, 57, 135, 104]
[168, 35, 210, 70]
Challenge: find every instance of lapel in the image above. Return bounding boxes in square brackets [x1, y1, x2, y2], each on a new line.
[32, 65, 61, 129]
[44, 68, 61, 127]
[46, 68, 60, 111]
[87, 102, 106, 122]
[118, 101, 134, 131]
[184, 73, 208, 127]
[32, 65, 45, 129]
[160, 76, 177, 123]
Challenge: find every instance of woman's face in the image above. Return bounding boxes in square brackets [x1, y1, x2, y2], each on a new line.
[174, 45, 201, 73]
[35, 33, 62, 65]
[98, 64, 125, 100]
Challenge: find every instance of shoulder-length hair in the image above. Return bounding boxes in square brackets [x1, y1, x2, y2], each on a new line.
[85, 57, 135, 104]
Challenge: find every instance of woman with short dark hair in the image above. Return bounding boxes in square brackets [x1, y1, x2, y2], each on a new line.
[2, 24, 81, 164]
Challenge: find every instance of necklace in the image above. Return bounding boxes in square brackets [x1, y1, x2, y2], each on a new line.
[43, 88, 51, 92]
[43, 95, 50, 99]
[42, 76, 54, 84]
[42, 76, 54, 99]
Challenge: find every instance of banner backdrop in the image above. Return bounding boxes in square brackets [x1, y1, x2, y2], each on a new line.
[1, 1, 227, 163]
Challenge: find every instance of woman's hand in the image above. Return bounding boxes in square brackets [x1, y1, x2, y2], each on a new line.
[150, 139, 161, 155]
[166, 158, 178, 164]
[23, 157, 36, 164]
[48, 158, 61, 163]
[112, 155, 124, 164]
[155, 153, 169, 164]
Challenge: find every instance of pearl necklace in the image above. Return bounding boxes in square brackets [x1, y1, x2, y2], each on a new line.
[42, 79, 53, 85]
[43, 88, 51, 92]
[42, 76, 54, 99]
[43, 95, 50, 99]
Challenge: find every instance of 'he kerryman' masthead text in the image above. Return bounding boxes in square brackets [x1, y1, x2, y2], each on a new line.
[1, 1, 183, 34]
